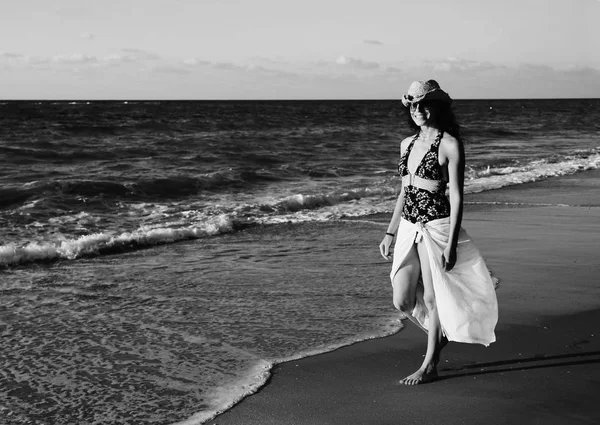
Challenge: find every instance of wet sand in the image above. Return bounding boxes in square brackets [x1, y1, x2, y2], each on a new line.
[211, 169, 600, 425]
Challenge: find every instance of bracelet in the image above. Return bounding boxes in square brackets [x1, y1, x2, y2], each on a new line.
[385, 232, 395, 237]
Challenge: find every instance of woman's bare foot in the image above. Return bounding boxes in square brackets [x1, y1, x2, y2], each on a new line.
[399, 364, 438, 385]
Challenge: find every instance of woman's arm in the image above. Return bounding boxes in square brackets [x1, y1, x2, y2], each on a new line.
[379, 187, 405, 259]
[379, 137, 411, 260]
[441, 134, 465, 270]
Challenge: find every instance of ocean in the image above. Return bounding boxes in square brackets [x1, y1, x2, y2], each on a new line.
[1, 99, 599, 424]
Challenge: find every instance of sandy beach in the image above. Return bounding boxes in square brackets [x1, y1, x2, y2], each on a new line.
[211, 169, 600, 425]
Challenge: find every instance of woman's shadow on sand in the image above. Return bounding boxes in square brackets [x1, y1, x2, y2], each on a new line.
[437, 350, 600, 381]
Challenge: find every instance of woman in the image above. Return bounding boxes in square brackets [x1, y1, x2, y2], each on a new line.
[379, 80, 498, 385]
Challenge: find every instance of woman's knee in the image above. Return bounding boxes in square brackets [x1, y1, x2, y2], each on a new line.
[393, 295, 414, 314]
[423, 293, 437, 312]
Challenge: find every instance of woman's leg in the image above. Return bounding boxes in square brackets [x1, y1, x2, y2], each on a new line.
[399, 241, 447, 385]
[391, 243, 423, 331]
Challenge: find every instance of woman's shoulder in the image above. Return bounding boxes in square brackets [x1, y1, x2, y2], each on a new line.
[439, 132, 464, 160]
[439, 132, 462, 151]
[400, 134, 417, 151]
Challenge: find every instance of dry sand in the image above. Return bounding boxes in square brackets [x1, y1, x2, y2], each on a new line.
[211, 170, 600, 425]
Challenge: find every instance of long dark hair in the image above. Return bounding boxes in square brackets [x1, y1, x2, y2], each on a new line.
[404, 100, 463, 142]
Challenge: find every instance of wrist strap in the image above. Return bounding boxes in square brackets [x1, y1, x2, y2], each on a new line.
[386, 232, 395, 237]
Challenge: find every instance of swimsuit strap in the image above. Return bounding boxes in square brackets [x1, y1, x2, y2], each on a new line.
[398, 133, 420, 174]
[431, 130, 444, 150]
[405, 133, 420, 156]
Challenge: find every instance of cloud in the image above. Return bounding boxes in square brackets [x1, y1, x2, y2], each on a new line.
[30, 57, 53, 65]
[0, 52, 51, 66]
[563, 65, 600, 76]
[385, 66, 403, 73]
[53, 54, 97, 64]
[183, 58, 211, 67]
[520, 63, 554, 71]
[101, 49, 161, 66]
[431, 57, 498, 72]
[364, 39, 383, 45]
[335, 55, 380, 70]
[5, 48, 165, 69]
[213, 62, 245, 71]
[245, 65, 300, 79]
[120, 48, 161, 61]
[104, 53, 132, 64]
[0, 52, 25, 59]
[80, 32, 95, 40]
[152, 65, 191, 75]
[209, 62, 297, 78]
[248, 56, 288, 65]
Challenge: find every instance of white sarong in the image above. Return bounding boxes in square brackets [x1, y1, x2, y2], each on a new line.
[390, 217, 498, 346]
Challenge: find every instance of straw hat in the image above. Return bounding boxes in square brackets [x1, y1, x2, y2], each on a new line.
[401, 80, 452, 107]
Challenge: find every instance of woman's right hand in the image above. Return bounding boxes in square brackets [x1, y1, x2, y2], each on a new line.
[379, 234, 394, 260]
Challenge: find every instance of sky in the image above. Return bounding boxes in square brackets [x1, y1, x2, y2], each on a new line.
[1, 0, 599, 99]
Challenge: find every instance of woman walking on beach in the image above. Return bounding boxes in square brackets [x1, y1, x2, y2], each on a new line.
[379, 80, 498, 385]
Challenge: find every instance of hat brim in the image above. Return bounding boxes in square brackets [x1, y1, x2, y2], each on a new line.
[401, 89, 452, 107]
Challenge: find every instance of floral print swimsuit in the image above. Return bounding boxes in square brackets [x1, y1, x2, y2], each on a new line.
[398, 132, 450, 224]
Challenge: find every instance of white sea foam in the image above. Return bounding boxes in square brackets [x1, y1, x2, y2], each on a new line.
[0, 215, 234, 266]
[465, 151, 600, 193]
[273, 186, 394, 213]
[173, 318, 404, 425]
[171, 360, 273, 425]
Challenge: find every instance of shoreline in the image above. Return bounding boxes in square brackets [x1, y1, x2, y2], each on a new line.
[212, 308, 600, 425]
[209, 169, 600, 425]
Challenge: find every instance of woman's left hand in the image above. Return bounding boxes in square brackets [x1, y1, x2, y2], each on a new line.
[442, 246, 457, 271]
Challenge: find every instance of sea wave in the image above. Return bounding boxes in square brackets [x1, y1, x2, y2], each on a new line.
[1, 151, 599, 267]
[4, 146, 599, 210]
[1, 170, 287, 206]
[465, 150, 600, 193]
[0, 215, 234, 267]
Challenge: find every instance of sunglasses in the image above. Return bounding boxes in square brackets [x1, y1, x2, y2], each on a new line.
[409, 101, 433, 112]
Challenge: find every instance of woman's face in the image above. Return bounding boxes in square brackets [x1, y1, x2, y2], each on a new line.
[410, 101, 435, 126]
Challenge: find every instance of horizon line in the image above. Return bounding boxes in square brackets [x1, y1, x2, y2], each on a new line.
[2, 97, 600, 102]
